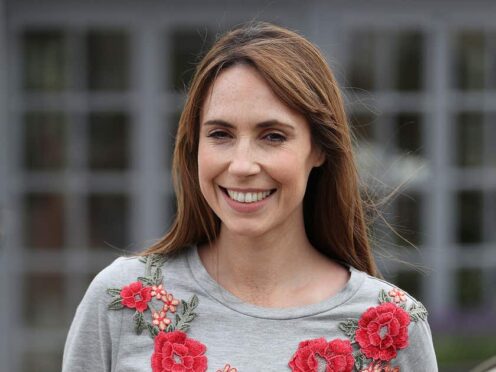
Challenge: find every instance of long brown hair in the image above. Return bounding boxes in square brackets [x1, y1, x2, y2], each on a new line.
[142, 21, 379, 277]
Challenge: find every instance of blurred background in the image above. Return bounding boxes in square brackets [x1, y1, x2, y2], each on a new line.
[0, 0, 495, 371]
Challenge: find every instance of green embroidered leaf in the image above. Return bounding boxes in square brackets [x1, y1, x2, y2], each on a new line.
[338, 319, 359, 343]
[352, 350, 367, 371]
[152, 267, 163, 286]
[408, 301, 428, 322]
[108, 296, 124, 310]
[189, 294, 199, 309]
[398, 302, 407, 310]
[151, 254, 168, 268]
[378, 289, 392, 304]
[173, 295, 199, 332]
[137, 276, 154, 286]
[133, 311, 147, 334]
[147, 323, 160, 338]
[106, 288, 122, 297]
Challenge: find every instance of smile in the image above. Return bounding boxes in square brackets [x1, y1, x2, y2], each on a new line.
[220, 187, 276, 204]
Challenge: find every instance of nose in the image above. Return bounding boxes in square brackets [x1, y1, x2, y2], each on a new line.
[227, 139, 261, 176]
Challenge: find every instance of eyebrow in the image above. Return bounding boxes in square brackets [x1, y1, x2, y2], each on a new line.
[202, 119, 295, 132]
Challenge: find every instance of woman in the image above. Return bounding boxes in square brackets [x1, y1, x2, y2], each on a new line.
[63, 22, 437, 371]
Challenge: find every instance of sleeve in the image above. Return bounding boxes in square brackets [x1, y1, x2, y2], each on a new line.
[62, 258, 125, 372]
[396, 318, 438, 371]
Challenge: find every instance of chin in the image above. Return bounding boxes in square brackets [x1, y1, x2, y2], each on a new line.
[221, 222, 270, 239]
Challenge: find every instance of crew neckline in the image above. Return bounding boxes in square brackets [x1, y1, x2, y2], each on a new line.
[186, 244, 366, 320]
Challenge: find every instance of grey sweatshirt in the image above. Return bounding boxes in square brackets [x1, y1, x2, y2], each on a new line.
[62, 245, 438, 371]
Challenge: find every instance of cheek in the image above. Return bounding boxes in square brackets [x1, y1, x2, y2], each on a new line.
[197, 145, 221, 193]
[268, 152, 312, 191]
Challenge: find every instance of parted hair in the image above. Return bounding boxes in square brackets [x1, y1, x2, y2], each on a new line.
[142, 21, 379, 277]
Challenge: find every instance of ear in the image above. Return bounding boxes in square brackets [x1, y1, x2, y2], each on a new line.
[312, 147, 326, 168]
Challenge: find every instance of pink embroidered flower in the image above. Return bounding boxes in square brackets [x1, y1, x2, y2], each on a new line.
[120, 281, 152, 312]
[216, 364, 237, 372]
[289, 338, 354, 372]
[152, 310, 171, 331]
[361, 361, 400, 372]
[162, 293, 180, 313]
[388, 288, 407, 304]
[151, 284, 167, 300]
[355, 302, 410, 361]
[151, 330, 207, 372]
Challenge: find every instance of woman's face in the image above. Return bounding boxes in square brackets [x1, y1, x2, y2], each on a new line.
[198, 64, 324, 238]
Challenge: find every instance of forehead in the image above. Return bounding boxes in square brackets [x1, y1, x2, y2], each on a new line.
[200, 64, 306, 127]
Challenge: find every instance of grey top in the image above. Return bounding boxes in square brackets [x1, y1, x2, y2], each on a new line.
[62, 245, 438, 371]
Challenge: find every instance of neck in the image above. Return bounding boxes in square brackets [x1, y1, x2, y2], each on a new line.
[198, 217, 338, 307]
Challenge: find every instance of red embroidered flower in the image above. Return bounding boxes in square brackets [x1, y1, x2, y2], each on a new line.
[216, 364, 237, 372]
[388, 288, 406, 304]
[355, 302, 410, 361]
[151, 284, 167, 300]
[152, 310, 172, 331]
[361, 361, 400, 372]
[163, 293, 180, 313]
[120, 281, 152, 312]
[289, 338, 354, 372]
[151, 330, 207, 372]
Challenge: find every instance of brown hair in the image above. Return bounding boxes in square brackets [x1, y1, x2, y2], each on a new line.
[142, 21, 379, 277]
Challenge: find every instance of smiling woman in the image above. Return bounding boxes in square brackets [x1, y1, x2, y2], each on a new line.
[63, 22, 438, 371]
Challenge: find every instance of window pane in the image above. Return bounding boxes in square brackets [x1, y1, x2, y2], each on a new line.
[88, 194, 129, 250]
[487, 114, 496, 167]
[456, 191, 483, 244]
[456, 113, 484, 167]
[88, 112, 129, 170]
[456, 31, 485, 90]
[24, 112, 66, 170]
[169, 29, 213, 91]
[24, 193, 64, 249]
[396, 113, 422, 156]
[23, 273, 65, 327]
[395, 32, 423, 91]
[87, 30, 129, 91]
[348, 31, 375, 91]
[456, 268, 483, 309]
[349, 111, 375, 143]
[394, 192, 422, 246]
[22, 30, 67, 91]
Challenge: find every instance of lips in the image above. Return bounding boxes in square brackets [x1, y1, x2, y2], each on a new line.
[219, 186, 276, 203]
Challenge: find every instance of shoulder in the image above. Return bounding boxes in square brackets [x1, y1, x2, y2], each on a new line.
[337, 268, 437, 370]
[350, 268, 428, 319]
[90, 255, 149, 290]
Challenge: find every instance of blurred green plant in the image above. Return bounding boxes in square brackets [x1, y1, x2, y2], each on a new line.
[435, 334, 496, 371]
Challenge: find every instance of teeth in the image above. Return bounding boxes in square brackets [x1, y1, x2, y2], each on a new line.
[226, 189, 272, 203]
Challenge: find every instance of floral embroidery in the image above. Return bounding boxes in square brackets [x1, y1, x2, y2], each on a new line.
[360, 361, 400, 372]
[151, 330, 207, 372]
[337, 288, 428, 371]
[387, 289, 406, 304]
[288, 338, 354, 372]
[163, 293, 180, 313]
[216, 364, 238, 372]
[107, 254, 202, 372]
[355, 303, 410, 361]
[120, 281, 153, 312]
[151, 284, 167, 300]
[152, 310, 172, 331]
[107, 254, 199, 338]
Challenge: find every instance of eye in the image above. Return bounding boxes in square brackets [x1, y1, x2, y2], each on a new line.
[207, 130, 231, 140]
[264, 132, 286, 143]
